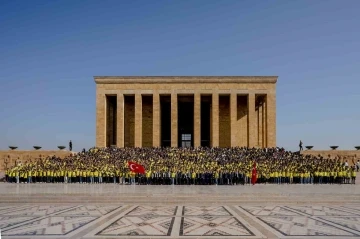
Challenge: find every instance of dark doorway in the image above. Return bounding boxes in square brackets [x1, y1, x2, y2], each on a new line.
[106, 95, 117, 147]
[219, 95, 231, 147]
[160, 95, 171, 147]
[124, 95, 135, 147]
[178, 96, 194, 147]
[142, 95, 153, 147]
[201, 96, 211, 147]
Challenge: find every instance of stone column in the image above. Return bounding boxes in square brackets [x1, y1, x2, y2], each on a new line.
[171, 93, 178, 147]
[211, 93, 219, 147]
[262, 98, 267, 147]
[135, 93, 142, 147]
[194, 93, 201, 148]
[96, 93, 106, 147]
[230, 93, 237, 147]
[267, 93, 276, 147]
[117, 93, 124, 148]
[153, 92, 161, 147]
[248, 93, 256, 147]
[258, 101, 263, 148]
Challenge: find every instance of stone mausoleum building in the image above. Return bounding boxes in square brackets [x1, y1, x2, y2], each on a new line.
[95, 76, 277, 148]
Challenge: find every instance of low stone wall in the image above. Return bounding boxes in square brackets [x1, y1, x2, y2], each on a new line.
[0, 150, 74, 171]
[301, 150, 360, 165]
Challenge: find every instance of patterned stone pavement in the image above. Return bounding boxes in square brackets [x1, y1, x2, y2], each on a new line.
[2, 184, 360, 238]
[2, 204, 360, 238]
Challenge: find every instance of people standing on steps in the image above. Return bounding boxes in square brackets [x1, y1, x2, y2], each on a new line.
[4, 147, 357, 185]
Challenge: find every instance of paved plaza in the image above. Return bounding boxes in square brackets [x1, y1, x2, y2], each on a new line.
[1, 184, 360, 239]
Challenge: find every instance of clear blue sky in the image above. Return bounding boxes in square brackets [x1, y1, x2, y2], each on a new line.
[1, 0, 359, 152]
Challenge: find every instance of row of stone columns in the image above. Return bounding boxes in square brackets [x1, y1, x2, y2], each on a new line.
[98, 92, 275, 148]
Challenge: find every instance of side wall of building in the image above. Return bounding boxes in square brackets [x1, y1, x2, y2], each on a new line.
[0, 150, 74, 171]
[301, 150, 360, 165]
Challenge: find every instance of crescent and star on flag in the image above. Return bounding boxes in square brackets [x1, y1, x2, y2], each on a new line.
[128, 161, 146, 174]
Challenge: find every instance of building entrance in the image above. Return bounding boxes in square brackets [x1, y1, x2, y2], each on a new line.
[178, 96, 194, 147]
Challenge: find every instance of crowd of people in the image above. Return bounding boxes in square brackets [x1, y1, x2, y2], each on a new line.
[4, 147, 358, 185]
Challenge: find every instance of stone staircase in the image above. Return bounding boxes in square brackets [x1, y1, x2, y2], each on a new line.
[1, 184, 360, 204]
[1, 194, 360, 204]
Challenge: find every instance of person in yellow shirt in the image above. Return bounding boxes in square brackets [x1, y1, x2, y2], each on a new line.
[99, 170, 103, 184]
[28, 169, 32, 184]
[343, 170, 347, 184]
[73, 170, 77, 183]
[130, 171, 136, 185]
[338, 171, 343, 184]
[171, 171, 176, 185]
[300, 172, 304, 184]
[314, 171, 319, 184]
[115, 169, 120, 184]
[59, 170, 64, 183]
[94, 170, 99, 183]
[215, 171, 219, 185]
[289, 171, 293, 184]
[78, 170, 82, 183]
[49, 170, 54, 183]
[33, 170, 37, 183]
[346, 170, 351, 184]
[111, 170, 116, 184]
[246, 171, 251, 185]
[52, 170, 56, 183]
[330, 171, 335, 184]
[191, 171, 196, 185]
[10, 169, 14, 183]
[269, 172, 274, 184]
[82, 170, 87, 183]
[90, 171, 94, 184]
[46, 169, 50, 183]
[22, 171, 27, 183]
[325, 171, 330, 184]
[351, 168, 356, 184]
[333, 171, 338, 184]
[146, 170, 151, 185]
[38, 170, 43, 183]
[75, 170, 79, 183]
[319, 171, 323, 184]
[274, 171, 279, 184]
[42, 170, 47, 183]
[5, 170, 9, 183]
[87, 170, 91, 183]
[68, 170, 72, 183]
[115, 169, 120, 185]
[55, 170, 59, 183]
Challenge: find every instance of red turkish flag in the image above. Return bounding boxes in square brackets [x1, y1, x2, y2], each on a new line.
[128, 161, 145, 174]
[251, 162, 257, 185]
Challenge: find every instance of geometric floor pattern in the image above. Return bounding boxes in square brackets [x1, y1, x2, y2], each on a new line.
[3, 204, 360, 238]
[180, 216, 254, 236]
[182, 206, 232, 216]
[257, 216, 356, 236]
[2, 216, 98, 236]
[97, 216, 175, 236]
[127, 205, 177, 216]
[1, 205, 76, 216]
[240, 205, 360, 238]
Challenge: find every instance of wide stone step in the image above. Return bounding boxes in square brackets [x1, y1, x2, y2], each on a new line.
[1, 194, 360, 204]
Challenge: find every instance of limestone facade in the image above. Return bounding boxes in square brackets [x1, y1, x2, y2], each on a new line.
[0, 150, 73, 171]
[301, 150, 360, 165]
[95, 76, 277, 148]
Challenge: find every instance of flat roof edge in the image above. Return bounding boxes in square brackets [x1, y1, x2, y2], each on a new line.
[94, 76, 278, 84]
